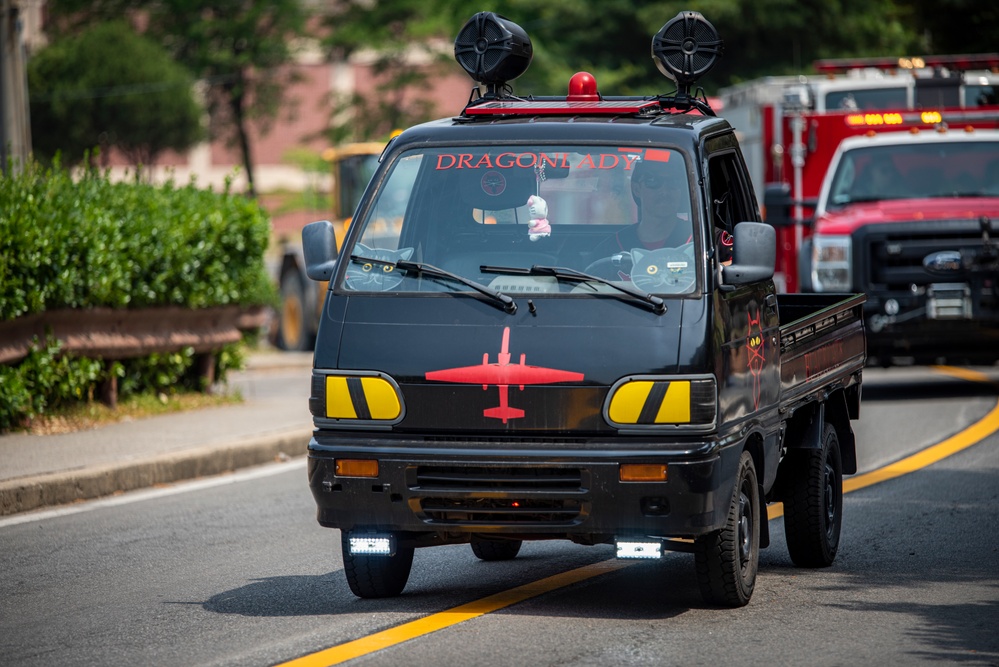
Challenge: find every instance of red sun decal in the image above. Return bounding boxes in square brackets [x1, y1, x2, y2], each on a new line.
[480, 170, 506, 196]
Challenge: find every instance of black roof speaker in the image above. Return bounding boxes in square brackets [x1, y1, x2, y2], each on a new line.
[454, 12, 533, 92]
[652, 11, 723, 91]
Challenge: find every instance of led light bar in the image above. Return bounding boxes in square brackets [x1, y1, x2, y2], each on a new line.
[615, 539, 663, 560]
[349, 534, 394, 556]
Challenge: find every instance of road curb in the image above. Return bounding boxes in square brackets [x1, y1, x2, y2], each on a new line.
[0, 428, 313, 516]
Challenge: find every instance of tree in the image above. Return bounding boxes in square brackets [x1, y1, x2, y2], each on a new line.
[27, 21, 204, 169]
[321, 0, 923, 99]
[896, 0, 999, 54]
[46, 0, 309, 198]
[320, 0, 464, 142]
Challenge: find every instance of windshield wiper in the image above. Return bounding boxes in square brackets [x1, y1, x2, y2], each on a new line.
[350, 255, 517, 314]
[481, 264, 667, 315]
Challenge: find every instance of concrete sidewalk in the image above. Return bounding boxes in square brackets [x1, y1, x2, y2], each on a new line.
[0, 350, 315, 516]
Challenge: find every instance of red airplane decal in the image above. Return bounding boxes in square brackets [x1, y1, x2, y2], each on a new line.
[425, 327, 584, 423]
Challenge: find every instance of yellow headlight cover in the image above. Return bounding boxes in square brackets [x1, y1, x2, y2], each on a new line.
[607, 377, 711, 427]
[325, 375, 401, 421]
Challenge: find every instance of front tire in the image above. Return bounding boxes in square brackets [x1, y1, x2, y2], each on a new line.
[783, 422, 843, 567]
[694, 451, 760, 607]
[341, 532, 414, 598]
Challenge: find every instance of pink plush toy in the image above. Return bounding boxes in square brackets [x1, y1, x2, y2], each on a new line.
[527, 195, 551, 241]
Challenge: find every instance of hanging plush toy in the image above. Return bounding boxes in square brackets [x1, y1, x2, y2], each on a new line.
[527, 195, 551, 241]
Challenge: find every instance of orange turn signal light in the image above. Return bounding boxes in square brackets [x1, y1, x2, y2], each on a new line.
[335, 459, 379, 478]
[619, 464, 668, 482]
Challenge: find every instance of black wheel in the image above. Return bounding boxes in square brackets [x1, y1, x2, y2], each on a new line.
[340, 532, 414, 598]
[470, 535, 523, 561]
[783, 422, 843, 567]
[694, 451, 760, 607]
[275, 269, 312, 351]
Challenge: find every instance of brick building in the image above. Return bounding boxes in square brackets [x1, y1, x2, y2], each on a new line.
[17, 2, 473, 198]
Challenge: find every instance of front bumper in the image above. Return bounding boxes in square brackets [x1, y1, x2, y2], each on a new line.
[307, 432, 741, 542]
[863, 286, 999, 363]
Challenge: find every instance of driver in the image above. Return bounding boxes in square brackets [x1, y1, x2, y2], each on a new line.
[591, 154, 693, 259]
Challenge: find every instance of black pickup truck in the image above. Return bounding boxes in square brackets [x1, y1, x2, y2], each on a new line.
[301, 11, 866, 607]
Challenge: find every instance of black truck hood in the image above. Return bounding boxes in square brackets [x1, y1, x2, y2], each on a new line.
[316, 294, 701, 433]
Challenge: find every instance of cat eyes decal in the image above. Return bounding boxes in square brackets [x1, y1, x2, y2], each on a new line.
[629, 246, 696, 294]
[346, 244, 414, 291]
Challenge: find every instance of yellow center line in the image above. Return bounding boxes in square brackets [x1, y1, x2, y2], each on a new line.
[275, 559, 632, 667]
[282, 365, 999, 667]
[769, 366, 999, 520]
[844, 365, 999, 494]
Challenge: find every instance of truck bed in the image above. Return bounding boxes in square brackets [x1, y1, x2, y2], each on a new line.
[777, 293, 867, 411]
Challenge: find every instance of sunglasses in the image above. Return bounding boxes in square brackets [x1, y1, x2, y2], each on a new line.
[634, 174, 666, 189]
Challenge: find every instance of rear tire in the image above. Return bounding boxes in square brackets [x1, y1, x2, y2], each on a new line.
[470, 536, 522, 561]
[341, 532, 414, 598]
[275, 269, 313, 351]
[783, 423, 843, 567]
[694, 451, 760, 607]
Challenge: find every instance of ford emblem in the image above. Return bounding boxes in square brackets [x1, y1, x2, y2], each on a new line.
[923, 250, 963, 274]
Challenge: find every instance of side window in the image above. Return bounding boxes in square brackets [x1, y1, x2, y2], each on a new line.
[359, 154, 422, 250]
[706, 150, 757, 264]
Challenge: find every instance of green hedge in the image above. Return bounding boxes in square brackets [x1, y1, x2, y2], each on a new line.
[0, 161, 276, 431]
[0, 336, 244, 431]
[0, 161, 275, 320]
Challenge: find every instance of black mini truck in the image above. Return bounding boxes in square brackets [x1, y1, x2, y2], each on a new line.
[301, 11, 867, 607]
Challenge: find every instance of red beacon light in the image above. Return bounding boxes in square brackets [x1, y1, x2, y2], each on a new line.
[568, 72, 600, 102]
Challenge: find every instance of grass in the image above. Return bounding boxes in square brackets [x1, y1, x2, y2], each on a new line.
[19, 390, 243, 435]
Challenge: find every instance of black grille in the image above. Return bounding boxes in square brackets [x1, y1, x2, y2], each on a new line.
[859, 221, 986, 290]
[414, 465, 584, 525]
[415, 465, 582, 491]
[420, 497, 582, 525]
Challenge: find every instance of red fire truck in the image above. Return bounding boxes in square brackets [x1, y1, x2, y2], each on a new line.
[803, 127, 999, 366]
[719, 54, 999, 293]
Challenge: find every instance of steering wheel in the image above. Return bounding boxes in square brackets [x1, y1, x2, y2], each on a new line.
[583, 252, 633, 281]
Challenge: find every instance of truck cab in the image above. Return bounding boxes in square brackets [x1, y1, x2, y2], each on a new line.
[302, 11, 865, 608]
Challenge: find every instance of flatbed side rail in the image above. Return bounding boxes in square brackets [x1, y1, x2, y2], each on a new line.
[777, 293, 867, 411]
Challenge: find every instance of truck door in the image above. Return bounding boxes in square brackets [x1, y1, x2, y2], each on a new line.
[705, 139, 781, 425]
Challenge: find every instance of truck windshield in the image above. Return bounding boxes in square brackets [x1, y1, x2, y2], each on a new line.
[827, 139, 999, 208]
[824, 86, 907, 111]
[339, 145, 698, 296]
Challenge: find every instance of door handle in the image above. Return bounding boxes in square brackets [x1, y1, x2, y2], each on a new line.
[764, 293, 778, 312]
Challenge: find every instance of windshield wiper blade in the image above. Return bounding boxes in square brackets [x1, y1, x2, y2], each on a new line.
[350, 255, 517, 314]
[481, 264, 667, 315]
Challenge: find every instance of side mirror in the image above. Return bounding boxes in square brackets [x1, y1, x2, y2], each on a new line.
[762, 183, 792, 228]
[762, 183, 816, 229]
[721, 221, 775, 286]
[302, 220, 338, 281]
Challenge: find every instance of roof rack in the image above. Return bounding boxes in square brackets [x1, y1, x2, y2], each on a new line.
[453, 10, 723, 118]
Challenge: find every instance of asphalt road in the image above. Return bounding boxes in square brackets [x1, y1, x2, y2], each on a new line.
[2, 366, 998, 667]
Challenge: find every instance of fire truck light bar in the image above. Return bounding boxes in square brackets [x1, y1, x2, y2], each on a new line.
[815, 53, 999, 74]
[843, 110, 985, 128]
